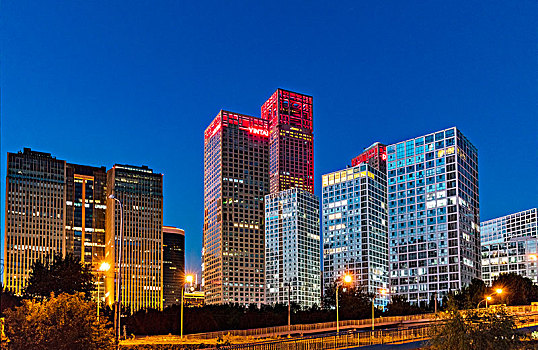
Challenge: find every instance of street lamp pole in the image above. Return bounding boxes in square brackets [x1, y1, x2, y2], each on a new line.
[109, 194, 123, 343]
[287, 282, 291, 333]
[477, 288, 503, 309]
[97, 262, 111, 322]
[181, 274, 194, 339]
[336, 274, 352, 334]
[372, 288, 388, 331]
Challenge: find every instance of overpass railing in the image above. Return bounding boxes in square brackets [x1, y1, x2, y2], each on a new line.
[184, 304, 538, 340]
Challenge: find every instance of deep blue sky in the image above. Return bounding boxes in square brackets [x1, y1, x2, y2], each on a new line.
[1, 1, 537, 277]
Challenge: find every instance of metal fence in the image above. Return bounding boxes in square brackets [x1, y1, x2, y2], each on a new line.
[221, 311, 538, 350]
[185, 304, 538, 340]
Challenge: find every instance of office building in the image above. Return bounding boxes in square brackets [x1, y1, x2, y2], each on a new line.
[104, 164, 164, 312]
[3, 149, 67, 294]
[481, 208, 538, 285]
[203, 110, 269, 305]
[387, 127, 480, 305]
[262, 89, 314, 194]
[265, 188, 321, 308]
[163, 226, 185, 308]
[322, 155, 389, 307]
[65, 164, 107, 267]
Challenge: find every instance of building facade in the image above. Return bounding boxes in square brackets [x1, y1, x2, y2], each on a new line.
[65, 164, 107, 267]
[262, 89, 314, 194]
[265, 188, 321, 308]
[481, 208, 538, 285]
[3, 149, 67, 294]
[322, 161, 389, 307]
[203, 110, 269, 305]
[163, 226, 185, 308]
[104, 164, 164, 312]
[387, 127, 480, 305]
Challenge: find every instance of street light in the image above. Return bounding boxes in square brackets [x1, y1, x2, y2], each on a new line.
[477, 288, 503, 309]
[181, 274, 195, 339]
[108, 194, 124, 343]
[336, 274, 352, 333]
[372, 288, 388, 331]
[97, 262, 111, 322]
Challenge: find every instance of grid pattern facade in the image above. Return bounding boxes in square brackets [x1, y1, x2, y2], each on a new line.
[387, 127, 480, 305]
[105, 165, 163, 312]
[203, 111, 269, 305]
[163, 226, 185, 308]
[322, 163, 389, 307]
[262, 89, 314, 194]
[481, 208, 537, 245]
[3, 149, 66, 294]
[65, 164, 107, 267]
[481, 208, 538, 285]
[265, 188, 321, 308]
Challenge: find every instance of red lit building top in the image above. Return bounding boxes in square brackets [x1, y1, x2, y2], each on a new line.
[261, 89, 314, 194]
[351, 142, 387, 172]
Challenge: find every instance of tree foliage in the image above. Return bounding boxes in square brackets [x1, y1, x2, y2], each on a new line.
[4, 292, 114, 350]
[24, 253, 95, 300]
[492, 273, 538, 306]
[429, 306, 522, 350]
[384, 295, 424, 316]
[322, 281, 374, 320]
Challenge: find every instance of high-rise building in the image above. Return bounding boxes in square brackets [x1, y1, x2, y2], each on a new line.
[163, 226, 185, 308]
[265, 188, 321, 308]
[104, 164, 164, 312]
[65, 164, 107, 267]
[203, 110, 269, 305]
[481, 208, 538, 285]
[322, 159, 389, 307]
[262, 89, 314, 194]
[3, 149, 67, 294]
[387, 127, 480, 305]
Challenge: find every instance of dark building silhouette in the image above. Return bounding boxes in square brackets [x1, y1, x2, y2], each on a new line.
[163, 226, 185, 308]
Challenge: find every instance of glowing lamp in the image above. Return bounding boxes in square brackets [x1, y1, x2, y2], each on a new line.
[185, 275, 194, 284]
[343, 274, 352, 283]
[99, 262, 111, 272]
[496, 288, 503, 294]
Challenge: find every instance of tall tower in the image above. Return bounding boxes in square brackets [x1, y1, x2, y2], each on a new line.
[3, 149, 67, 294]
[65, 164, 107, 267]
[322, 149, 389, 308]
[162, 226, 185, 308]
[203, 110, 269, 305]
[104, 164, 164, 312]
[262, 89, 314, 194]
[387, 127, 480, 305]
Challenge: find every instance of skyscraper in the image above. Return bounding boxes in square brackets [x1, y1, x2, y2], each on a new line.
[3, 149, 67, 294]
[387, 127, 480, 305]
[163, 226, 185, 308]
[203, 110, 269, 305]
[65, 164, 107, 267]
[262, 89, 314, 194]
[481, 208, 538, 285]
[104, 164, 164, 312]
[322, 150, 389, 307]
[265, 188, 321, 307]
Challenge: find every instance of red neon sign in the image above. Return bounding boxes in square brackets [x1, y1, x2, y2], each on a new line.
[204, 118, 221, 140]
[247, 126, 269, 137]
[352, 144, 387, 167]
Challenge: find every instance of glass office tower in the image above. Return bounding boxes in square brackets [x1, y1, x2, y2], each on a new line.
[322, 159, 389, 307]
[481, 208, 538, 285]
[203, 110, 270, 306]
[163, 226, 185, 308]
[387, 127, 480, 305]
[262, 89, 314, 194]
[265, 188, 320, 308]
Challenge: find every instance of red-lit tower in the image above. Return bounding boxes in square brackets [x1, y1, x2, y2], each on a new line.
[261, 89, 314, 194]
[203, 110, 269, 305]
[351, 142, 387, 172]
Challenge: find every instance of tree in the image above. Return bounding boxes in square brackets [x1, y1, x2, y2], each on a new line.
[384, 295, 425, 316]
[322, 281, 373, 320]
[492, 273, 538, 306]
[24, 253, 95, 300]
[4, 292, 114, 350]
[429, 305, 522, 350]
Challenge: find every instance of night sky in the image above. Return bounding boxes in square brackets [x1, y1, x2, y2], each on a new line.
[2, 1, 537, 277]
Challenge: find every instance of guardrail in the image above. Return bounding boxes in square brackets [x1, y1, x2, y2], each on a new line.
[184, 304, 538, 340]
[221, 311, 538, 350]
